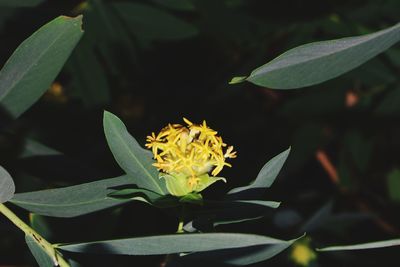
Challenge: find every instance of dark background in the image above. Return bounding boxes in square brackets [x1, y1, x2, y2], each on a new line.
[0, 0, 399, 266]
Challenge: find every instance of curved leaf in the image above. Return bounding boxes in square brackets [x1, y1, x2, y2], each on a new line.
[0, 165, 15, 203]
[235, 23, 400, 89]
[0, 15, 83, 118]
[59, 233, 294, 255]
[103, 111, 167, 195]
[318, 239, 400, 251]
[11, 175, 138, 217]
[177, 238, 299, 266]
[185, 200, 281, 231]
[227, 148, 290, 199]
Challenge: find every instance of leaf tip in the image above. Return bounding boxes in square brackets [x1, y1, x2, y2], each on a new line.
[58, 14, 84, 32]
[229, 76, 247, 85]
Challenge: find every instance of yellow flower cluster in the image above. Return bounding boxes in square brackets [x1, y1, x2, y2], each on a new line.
[146, 118, 236, 190]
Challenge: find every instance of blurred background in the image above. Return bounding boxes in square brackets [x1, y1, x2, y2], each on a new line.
[0, 0, 399, 266]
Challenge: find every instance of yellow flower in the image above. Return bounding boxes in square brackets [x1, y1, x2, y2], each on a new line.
[146, 118, 236, 196]
[290, 238, 317, 267]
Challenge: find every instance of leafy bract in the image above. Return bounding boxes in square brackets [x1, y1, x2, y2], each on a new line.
[227, 148, 290, 199]
[103, 111, 168, 195]
[232, 23, 400, 89]
[0, 165, 15, 203]
[0, 15, 83, 118]
[11, 175, 142, 217]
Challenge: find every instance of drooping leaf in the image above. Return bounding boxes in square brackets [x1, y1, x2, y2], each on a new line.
[0, 15, 83, 118]
[0, 165, 15, 203]
[318, 239, 400, 251]
[232, 23, 400, 89]
[59, 233, 295, 256]
[25, 235, 55, 267]
[176, 236, 301, 266]
[113, 2, 198, 43]
[103, 111, 168, 195]
[227, 148, 290, 199]
[10, 175, 141, 217]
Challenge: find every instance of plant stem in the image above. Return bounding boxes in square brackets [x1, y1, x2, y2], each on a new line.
[176, 204, 186, 234]
[0, 203, 70, 267]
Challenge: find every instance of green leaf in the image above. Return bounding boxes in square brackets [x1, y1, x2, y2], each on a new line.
[227, 148, 290, 198]
[240, 23, 400, 89]
[113, 2, 198, 43]
[387, 169, 400, 203]
[59, 233, 295, 255]
[20, 139, 61, 158]
[180, 193, 203, 205]
[29, 214, 53, 240]
[317, 239, 400, 251]
[186, 200, 280, 230]
[0, 15, 83, 118]
[25, 235, 56, 267]
[0, 165, 15, 203]
[0, 0, 44, 7]
[108, 187, 162, 202]
[103, 111, 168, 195]
[162, 173, 191, 196]
[10, 175, 138, 218]
[195, 175, 226, 192]
[228, 76, 246, 84]
[177, 235, 301, 266]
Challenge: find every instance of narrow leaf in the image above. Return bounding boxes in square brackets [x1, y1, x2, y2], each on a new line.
[186, 200, 280, 231]
[103, 111, 167, 195]
[227, 148, 290, 198]
[25, 235, 56, 267]
[178, 236, 301, 266]
[0, 15, 83, 118]
[0, 165, 15, 203]
[318, 239, 400, 251]
[241, 23, 400, 89]
[59, 233, 294, 255]
[11, 175, 137, 217]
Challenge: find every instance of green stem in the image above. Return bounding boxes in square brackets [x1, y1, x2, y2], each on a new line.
[0, 203, 70, 267]
[176, 204, 186, 234]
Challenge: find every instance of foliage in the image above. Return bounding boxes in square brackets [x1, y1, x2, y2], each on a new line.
[0, 1, 399, 266]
